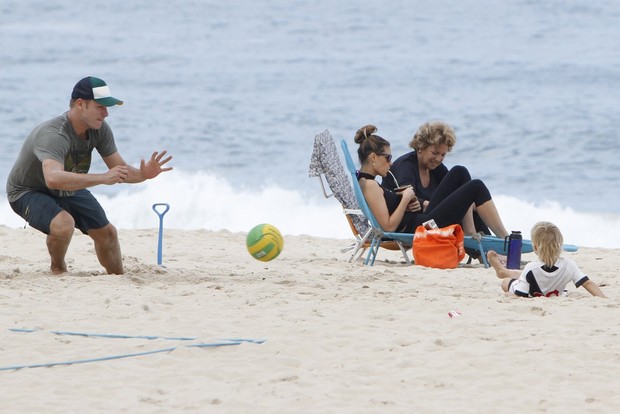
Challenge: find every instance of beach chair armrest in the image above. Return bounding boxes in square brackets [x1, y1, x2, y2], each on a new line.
[342, 208, 363, 216]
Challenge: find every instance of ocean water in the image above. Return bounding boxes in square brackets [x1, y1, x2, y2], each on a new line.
[1, 0, 619, 248]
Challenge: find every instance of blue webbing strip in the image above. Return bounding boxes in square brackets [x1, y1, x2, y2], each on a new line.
[0, 328, 265, 371]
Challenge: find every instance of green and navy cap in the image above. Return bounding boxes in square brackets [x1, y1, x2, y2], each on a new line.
[71, 76, 123, 106]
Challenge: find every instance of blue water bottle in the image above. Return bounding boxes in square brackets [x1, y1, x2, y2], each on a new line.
[505, 231, 522, 270]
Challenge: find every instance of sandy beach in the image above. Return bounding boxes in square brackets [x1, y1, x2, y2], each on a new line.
[1, 224, 618, 413]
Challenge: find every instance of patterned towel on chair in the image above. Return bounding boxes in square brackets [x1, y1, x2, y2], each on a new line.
[308, 129, 369, 236]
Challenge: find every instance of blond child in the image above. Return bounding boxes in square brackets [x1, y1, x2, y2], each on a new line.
[487, 221, 606, 298]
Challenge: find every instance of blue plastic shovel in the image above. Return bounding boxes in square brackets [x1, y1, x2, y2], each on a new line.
[152, 203, 170, 266]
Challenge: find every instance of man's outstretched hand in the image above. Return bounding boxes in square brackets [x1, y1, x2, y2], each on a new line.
[140, 150, 173, 180]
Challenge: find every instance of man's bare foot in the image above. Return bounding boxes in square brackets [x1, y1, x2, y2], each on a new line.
[487, 250, 520, 279]
[50, 262, 67, 275]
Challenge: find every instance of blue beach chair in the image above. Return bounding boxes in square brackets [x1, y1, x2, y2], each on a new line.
[340, 140, 418, 265]
[309, 130, 406, 262]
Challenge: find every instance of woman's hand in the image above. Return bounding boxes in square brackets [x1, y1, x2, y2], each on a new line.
[399, 187, 416, 203]
[396, 187, 420, 212]
[407, 198, 422, 212]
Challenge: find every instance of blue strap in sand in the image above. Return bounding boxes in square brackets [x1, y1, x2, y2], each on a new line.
[0, 328, 265, 371]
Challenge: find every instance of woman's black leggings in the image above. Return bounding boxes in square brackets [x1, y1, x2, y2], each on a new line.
[401, 166, 492, 233]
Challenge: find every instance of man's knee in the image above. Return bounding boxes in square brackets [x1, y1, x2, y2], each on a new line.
[89, 223, 119, 243]
[49, 211, 75, 238]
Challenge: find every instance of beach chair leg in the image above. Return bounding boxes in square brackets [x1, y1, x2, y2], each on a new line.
[350, 246, 366, 263]
[397, 242, 412, 264]
[369, 242, 379, 266]
[352, 229, 372, 263]
[341, 243, 355, 253]
[345, 240, 362, 262]
[363, 240, 373, 265]
[477, 239, 489, 268]
[365, 237, 379, 266]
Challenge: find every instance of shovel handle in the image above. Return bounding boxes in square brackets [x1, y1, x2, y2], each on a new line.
[152, 203, 170, 266]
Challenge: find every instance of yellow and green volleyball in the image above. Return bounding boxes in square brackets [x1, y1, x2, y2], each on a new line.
[246, 223, 284, 262]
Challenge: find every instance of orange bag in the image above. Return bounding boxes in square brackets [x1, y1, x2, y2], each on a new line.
[413, 224, 465, 269]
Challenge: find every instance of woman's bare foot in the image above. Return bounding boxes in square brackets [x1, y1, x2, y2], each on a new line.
[487, 250, 520, 279]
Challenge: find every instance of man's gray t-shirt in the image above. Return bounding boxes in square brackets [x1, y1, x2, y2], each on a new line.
[6, 112, 118, 202]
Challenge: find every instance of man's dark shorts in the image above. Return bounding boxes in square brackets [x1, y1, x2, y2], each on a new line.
[9, 190, 110, 235]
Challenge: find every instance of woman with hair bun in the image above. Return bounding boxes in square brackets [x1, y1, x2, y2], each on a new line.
[354, 124, 509, 237]
[354, 125, 418, 233]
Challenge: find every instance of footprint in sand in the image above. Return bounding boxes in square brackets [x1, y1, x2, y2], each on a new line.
[530, 306, 549, 316]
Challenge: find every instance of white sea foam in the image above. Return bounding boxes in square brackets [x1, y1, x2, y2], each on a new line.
[3, 170, 618, 249]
